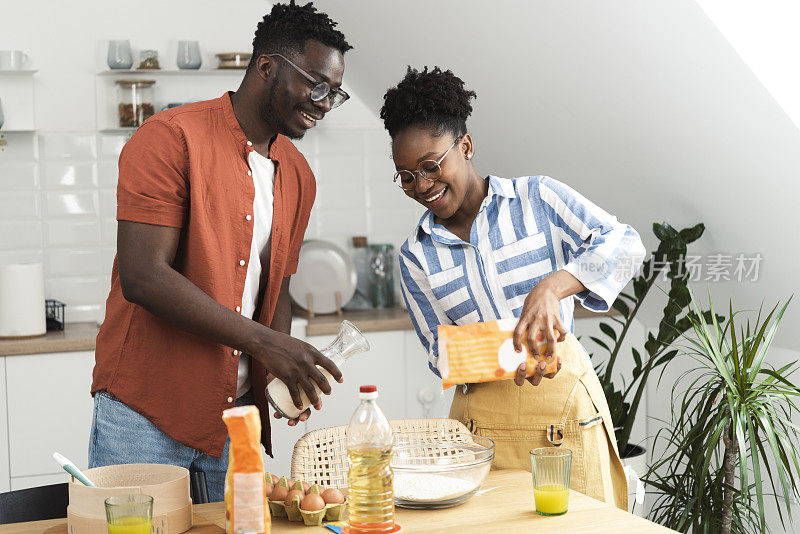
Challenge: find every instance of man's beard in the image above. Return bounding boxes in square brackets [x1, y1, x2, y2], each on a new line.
[259, 72, 306, 140]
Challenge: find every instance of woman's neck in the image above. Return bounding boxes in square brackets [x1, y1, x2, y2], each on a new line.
[436, 169, 489, 242]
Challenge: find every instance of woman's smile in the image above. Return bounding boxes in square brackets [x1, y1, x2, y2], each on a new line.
[420, 185, 448, 208]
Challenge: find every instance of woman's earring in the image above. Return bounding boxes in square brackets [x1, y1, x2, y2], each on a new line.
[466, 153, 473, 160]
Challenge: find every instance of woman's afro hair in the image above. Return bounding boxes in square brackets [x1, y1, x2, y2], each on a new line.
[380, 66, 476, 139]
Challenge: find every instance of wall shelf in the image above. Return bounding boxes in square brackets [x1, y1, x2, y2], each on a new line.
[0, 70, 38, 77]
[95, 69, 243, 131]
[98, 69, 245, 77]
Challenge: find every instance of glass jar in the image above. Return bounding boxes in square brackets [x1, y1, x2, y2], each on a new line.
[344, 236, 373, 310]
[137, 49, 160, 70]
[368, 244, 396, 308]
[116, 79, 155, 127]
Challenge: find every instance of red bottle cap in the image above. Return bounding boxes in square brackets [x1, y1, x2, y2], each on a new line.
[359, 385, 377, 393]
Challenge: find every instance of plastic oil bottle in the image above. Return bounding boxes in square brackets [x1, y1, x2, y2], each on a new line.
[344, 385, 402, 534]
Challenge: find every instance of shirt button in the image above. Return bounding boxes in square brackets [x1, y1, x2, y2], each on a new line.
[227, 396, 234, 403]
[247, 170, 252, 176]
[239, 259, 245, 266]
[245, 214, 252, 221]
[233, 350, 239, 356]
[246, 141, 253, 146]
[235, 306, 241, 312]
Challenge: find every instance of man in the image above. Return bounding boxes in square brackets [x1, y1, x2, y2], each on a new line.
[90, 1, 353, 501]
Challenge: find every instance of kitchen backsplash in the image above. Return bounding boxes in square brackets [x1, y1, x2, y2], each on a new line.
[0, 126, 424, 323]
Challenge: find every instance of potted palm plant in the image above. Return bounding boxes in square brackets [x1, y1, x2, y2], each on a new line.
[645, 291, 800, 533]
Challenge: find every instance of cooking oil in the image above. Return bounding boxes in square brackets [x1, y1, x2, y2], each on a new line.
[347, 446, 395, 533]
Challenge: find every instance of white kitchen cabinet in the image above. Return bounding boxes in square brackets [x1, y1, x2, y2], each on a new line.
[303, 330, 408, 434]
[10, 472, 69, 491]
[6, 350, 95, 478]
[403, 331, 454, 419]
[0, 358, 9, 492]
[264, 419, 308, 478]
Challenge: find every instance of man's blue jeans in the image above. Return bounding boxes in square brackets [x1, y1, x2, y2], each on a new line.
[89, 390, 254, 502]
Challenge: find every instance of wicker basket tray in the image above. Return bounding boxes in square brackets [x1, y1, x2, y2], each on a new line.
[291, 418, 473, 489]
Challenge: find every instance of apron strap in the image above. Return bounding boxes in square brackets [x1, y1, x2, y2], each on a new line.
[547, 425, 564, 446]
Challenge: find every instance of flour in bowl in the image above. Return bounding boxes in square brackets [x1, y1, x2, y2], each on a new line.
[393, 473, 479, 502]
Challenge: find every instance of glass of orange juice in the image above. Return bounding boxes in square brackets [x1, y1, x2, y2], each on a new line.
[530, 448, 572, 516]
[105, 494, 153, 534]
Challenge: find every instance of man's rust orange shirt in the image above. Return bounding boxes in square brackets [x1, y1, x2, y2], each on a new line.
[92, 93, 315, 457]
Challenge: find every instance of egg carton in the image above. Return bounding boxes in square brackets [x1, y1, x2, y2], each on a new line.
[267, 474, 348, 527]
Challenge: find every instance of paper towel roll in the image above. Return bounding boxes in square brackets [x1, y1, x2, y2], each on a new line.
[0, 262, 46, 338]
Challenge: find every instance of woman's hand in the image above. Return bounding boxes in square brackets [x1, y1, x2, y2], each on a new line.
[511, 280, 568, 386]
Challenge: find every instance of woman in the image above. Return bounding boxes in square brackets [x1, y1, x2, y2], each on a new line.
[381, 67, 645, 510]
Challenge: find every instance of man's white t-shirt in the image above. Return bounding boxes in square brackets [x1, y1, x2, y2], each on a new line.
[237, 149, 275, 398]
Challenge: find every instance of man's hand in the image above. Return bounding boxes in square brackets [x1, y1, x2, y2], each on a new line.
[266, 371, 329, 426]
[253, 334, 343, 413]
[274, 408, 311, 426]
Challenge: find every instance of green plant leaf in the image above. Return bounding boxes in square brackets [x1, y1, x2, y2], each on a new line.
[678, 223, 705, 244]
[612, 298, 630, 318]
[599, 322, 617, 342]
[632, 347, 642, 370]
[588, 336, 610, 353]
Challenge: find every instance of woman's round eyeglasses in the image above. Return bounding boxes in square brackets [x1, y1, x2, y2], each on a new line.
[393, 135, 463, 191]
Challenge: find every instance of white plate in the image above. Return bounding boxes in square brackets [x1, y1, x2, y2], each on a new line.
[289, 240, 357, 314]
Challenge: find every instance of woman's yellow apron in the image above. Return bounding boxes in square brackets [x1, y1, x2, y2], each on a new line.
[448, 334, 628, 510]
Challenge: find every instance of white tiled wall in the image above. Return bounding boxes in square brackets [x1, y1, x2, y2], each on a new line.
[0, 126, 421, 323]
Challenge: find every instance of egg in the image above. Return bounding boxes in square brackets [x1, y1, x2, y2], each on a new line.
[284, 489, 305, 506]
[270, 485, 289, 502]
[270, 474, 279, 485]
[300, 493, 326, 512]
[321, 488, 345, 504]
[265, 483, 274, 498]
[301, 481, 310, 493]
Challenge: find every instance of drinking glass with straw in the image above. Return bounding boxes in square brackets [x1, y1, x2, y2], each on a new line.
[530, 448, 572, 516]
[105, 494, 153, 534]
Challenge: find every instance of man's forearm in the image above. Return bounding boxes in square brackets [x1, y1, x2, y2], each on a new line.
[126, 263, 273, 355]
[270, 277, 293, 335]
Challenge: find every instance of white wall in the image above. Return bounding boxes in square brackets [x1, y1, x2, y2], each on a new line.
[0, 0, 421, 322]
[696, 0, 800, 130]
[316, 0, 800, 353]
[310, 0, 799, 528]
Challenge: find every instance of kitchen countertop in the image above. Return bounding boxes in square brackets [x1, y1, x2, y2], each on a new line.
[0, 470, 675, 533]
[0, 306, 618, 357]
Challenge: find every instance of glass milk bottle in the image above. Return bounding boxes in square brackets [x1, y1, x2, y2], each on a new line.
[266, 320, 369, 419]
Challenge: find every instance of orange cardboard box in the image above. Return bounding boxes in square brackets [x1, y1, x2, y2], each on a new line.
[438, 318, 561, 389]
[222, 405, 271, 534]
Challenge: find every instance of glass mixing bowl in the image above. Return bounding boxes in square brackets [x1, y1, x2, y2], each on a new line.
[391, 433, 494, 509]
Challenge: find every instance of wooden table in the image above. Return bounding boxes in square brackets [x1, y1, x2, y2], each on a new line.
[0, 471, 674, 534]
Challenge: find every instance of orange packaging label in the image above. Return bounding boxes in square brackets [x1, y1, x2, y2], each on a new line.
[222, 405, 271, 534]
[438, 318, 561, 389]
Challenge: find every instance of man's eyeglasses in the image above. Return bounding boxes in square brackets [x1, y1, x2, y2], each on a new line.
[267, 53, 349, 109]
[393, 136, 463, 191]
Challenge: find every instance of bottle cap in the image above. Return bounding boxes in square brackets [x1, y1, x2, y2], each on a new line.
[352, 236, 368, 248]
[359, 385, 377, 393]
